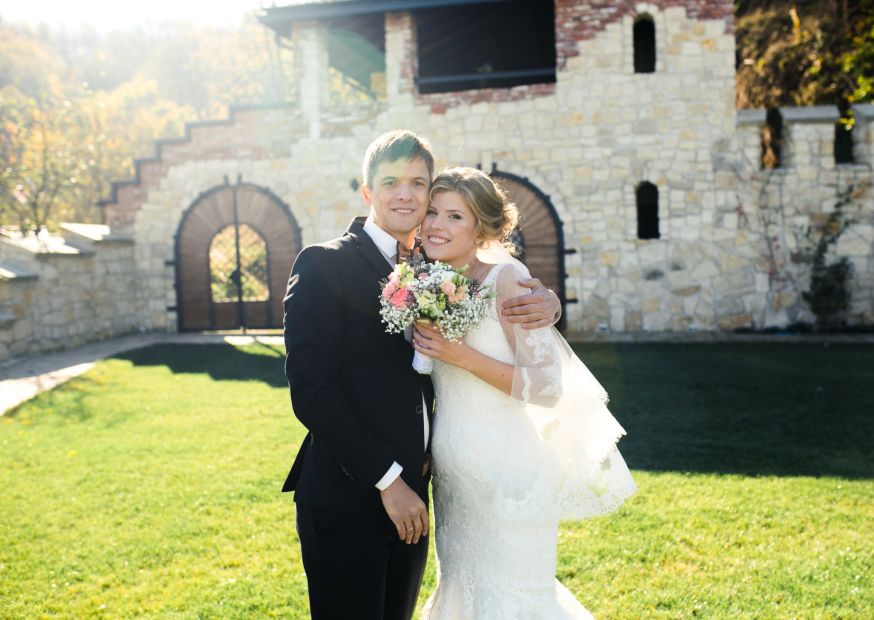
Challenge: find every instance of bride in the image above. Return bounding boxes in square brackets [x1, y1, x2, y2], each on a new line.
[413, 167, 637, 619]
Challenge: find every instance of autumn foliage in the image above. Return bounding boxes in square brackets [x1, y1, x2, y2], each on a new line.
[0, 16, 287, 230]
[1, 3, 872, 230]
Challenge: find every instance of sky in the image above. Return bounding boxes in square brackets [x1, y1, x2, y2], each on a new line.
[0, 1, 268, 31]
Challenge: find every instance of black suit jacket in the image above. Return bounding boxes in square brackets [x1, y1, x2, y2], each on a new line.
[282, 217, 434, 509]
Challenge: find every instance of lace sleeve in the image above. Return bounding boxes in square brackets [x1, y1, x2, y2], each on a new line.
[491, 260, 636, 520]
[477, 250, 635, 520]
[494, 262, 563, 408]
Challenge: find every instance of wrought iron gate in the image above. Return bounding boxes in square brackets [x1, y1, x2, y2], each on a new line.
[175, 178, 301, 331]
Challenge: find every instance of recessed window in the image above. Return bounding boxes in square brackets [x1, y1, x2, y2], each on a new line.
[415, 3, 556, 94]
[636, 182, 660, 240]
[761, 107, 783, 169]
[633, 16, 656, 73]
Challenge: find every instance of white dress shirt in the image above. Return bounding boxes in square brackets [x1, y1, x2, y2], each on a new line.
[363, 216, 430, 491]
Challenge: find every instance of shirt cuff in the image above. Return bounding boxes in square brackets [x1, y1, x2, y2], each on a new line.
[375, 461, 403, 491]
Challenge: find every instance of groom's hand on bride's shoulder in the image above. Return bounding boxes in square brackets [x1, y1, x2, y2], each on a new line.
[501, 277, 562, 329]
[380, 476, 429, 544]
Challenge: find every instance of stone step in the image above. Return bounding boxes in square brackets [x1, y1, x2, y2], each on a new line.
[0, 259, 39, 281]
[60, 223, 133, 246]
[0, 231, 94, 258]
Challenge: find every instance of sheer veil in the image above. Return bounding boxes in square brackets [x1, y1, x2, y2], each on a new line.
[478, 241, 637, 519]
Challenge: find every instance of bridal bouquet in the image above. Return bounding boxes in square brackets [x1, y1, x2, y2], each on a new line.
[379, 257, 491, 374]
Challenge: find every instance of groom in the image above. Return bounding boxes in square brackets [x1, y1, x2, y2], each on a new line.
[282, 130, 561, 620]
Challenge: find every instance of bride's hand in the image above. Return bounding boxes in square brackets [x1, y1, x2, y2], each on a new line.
[413, 320, 471, 368]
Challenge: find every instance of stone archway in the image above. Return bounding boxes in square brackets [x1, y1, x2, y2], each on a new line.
[174, 180, 301, 331]
[490, 170, 568, 326]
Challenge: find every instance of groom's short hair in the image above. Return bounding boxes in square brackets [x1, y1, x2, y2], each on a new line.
[363, 130, 435, 188]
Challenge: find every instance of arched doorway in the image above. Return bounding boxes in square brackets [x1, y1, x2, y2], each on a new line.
[175, 179, 301, 331]
[490, 169, 568, 327]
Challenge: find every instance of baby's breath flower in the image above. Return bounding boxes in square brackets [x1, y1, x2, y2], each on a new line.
[379, 259, 492, 341]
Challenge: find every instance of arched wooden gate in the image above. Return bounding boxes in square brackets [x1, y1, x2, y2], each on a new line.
[174, 180, 301, 331]
[491, 170, 568, 326]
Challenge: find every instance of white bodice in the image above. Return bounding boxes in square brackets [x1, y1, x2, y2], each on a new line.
[424, 265, 594, 620]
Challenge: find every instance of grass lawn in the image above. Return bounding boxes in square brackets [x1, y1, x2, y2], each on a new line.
[1, 341, 872, 619]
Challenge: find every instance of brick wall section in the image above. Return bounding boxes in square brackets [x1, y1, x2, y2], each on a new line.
[420, 84, 557, 115]
[387, 12, 418, 96]
[388, 1, 732, 114]
[106, 184, 148, 231]
[103, 106, 302, 231]
[555, 0, 733, 69]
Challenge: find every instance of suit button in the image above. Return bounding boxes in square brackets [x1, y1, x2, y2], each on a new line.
[415, 405, 424, 415]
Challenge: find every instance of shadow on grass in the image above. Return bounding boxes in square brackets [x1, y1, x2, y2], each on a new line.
[112, 341, 874, 479]
[112, 342, 288, 389]
[574, 342, 874, 480]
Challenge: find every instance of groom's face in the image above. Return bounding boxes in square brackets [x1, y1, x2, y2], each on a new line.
[362, 157, 430, 242]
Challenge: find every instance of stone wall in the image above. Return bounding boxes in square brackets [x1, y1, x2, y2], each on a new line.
[79, 1, 874, 344]
[347, 1, 775, 334]
[721, 107, 874, 328]
[0, 225, 141, 362]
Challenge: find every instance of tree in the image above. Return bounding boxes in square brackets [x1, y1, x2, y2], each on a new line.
[136, 17, 284, 118]
[0, 24, 65, 97]
[736, 0, 874, 108]
[73, 77, 193, 221]
[0, 16, 290, 230]
[0, 87, 83, 232]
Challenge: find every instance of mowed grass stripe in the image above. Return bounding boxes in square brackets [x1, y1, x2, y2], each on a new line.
[1, 342, 872, 619]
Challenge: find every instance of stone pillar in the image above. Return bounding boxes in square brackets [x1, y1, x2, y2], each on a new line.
[854, 104, 874, 166]
[293, 21, 329, 139]
[385, 12, 417, 108]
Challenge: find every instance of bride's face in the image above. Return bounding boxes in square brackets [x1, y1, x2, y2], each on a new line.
[421, 190, 479, 268]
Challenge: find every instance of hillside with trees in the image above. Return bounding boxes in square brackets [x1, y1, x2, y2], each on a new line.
[736, 0, 873, 108]
[1, 2, 872, 230]
[0, 16, 288, 231]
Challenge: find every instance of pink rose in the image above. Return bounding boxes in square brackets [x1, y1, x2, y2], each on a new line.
[391, 287, 409, 308]
[440, 281, 456, 296]
[382, 282, 397, 300]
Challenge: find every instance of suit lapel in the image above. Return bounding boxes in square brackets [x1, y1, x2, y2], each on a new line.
[345, 217, 394, 279]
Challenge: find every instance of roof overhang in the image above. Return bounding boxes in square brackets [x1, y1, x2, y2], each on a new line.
[258, 0, 524, 32]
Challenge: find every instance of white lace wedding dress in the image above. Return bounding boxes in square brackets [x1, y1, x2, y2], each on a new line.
[421, 261, 636, 620]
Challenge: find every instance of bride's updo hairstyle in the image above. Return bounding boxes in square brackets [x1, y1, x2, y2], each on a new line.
[429, 166, 520, 254]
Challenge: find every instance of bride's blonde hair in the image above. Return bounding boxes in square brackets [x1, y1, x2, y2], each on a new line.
[429, 166, 519, 254]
